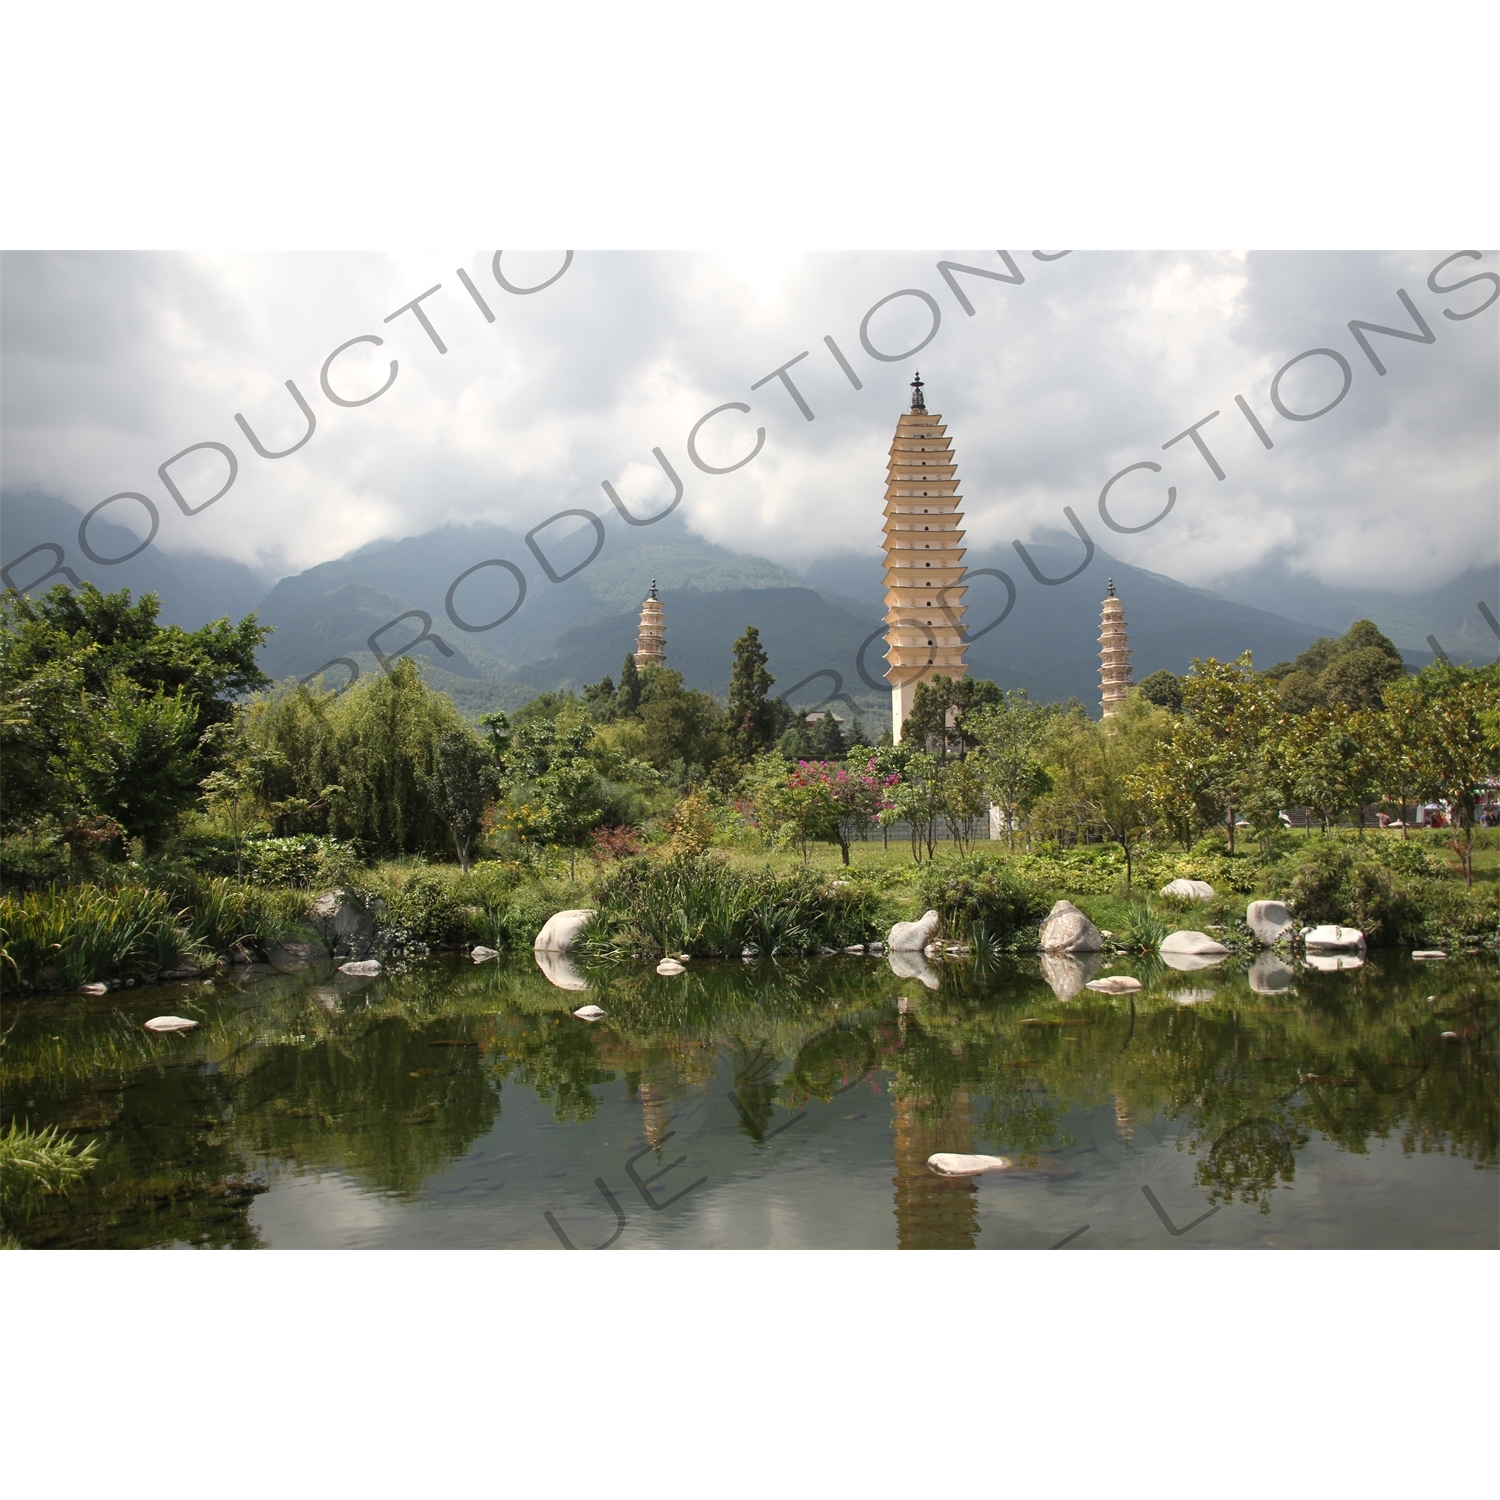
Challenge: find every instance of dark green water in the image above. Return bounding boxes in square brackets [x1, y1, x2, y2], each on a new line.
[3, 947, 1495, 1249]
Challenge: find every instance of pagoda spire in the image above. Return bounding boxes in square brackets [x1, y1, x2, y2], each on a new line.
[1099, 578, 1132, 717]
[635, 580, 665, 667]
[881, 375, 968, 742]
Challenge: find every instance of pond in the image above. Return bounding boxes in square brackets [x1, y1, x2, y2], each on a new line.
[3, 946, 1495, 1249]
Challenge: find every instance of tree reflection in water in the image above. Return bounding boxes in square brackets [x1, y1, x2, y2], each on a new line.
[1, 951, 1494, 1247]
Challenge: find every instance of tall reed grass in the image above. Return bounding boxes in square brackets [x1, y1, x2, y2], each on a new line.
[0, 884, 206, 987]
[587, 855, 890, 958]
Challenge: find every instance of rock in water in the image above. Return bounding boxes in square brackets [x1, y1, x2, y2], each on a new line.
[144, 1015, 199, 1032]
[1303, 924, 1365, 951]
[338, 959, 381, 976]
[1087, 974, 1143, 994]
[1412, 950, 1447, 960]
[656, 958, 686, 976]
[1161, 878, 1215, 901]
[928, 1153, 1013, 1176]
[1160, 930, 1231, 956]
[887, 910, 940, 952]
[1246, 899, 1293, 945]
[572, 1004, 606, 1021]
[534, 909, 596, 953]
[1038, 900, 1104, 953]
[471, 945, 500, 962]
[78, 982, 109, 996]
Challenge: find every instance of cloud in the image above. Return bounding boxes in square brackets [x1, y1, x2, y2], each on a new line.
[2, 249, 1495, 596]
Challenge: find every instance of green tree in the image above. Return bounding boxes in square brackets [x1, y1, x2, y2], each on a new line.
[1178, 653, 1279, 852]
[1137, 669, 1184, 712]
[1, 583, 270, 845]
[903, 675, 1002, 760]
[244, 658, 469, 855]
[418, 727, 501, 873]
[968, 689, 1053, 850]
[617, 654, 642, 716]
[1386, 664, 1500, 886]
[724, 625, 779, 756]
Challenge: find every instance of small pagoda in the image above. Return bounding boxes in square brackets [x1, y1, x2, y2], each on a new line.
[882, 373, 969, 742]
[1099, 579, 1132, 717]
[635, 580, 665, 668]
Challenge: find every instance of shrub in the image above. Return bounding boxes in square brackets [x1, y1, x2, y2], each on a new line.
[588, 855, 891, 957]
[240, 835, 362, 889]
[913, 853, 1051, 945]
[1287, 843, 1425, 945]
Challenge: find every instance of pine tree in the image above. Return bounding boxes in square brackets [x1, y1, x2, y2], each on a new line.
[617, 653, 642, 717]
[725, 625, 779, 755]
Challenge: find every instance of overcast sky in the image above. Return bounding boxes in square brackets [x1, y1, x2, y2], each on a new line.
[2, 249, 1496, 597]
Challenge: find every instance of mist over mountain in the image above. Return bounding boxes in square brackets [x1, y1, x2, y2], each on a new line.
[1, 488, 264, 631]
[6, 486, 1494, 721]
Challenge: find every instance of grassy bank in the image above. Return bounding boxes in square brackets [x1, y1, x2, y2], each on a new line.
[3, 826, 1496, 993]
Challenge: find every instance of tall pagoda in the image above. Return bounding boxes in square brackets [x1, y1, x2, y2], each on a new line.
[634, 580, 665, 668]
[1099, 579, 1132, 717]
[882, 373, 968, 742]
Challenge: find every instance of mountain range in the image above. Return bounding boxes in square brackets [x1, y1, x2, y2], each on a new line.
[4, 487, 1496, 721]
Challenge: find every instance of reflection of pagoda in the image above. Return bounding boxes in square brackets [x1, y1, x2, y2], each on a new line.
[1099, 579, 1132, 718]
[891, 1086, 979, 1249]
[882, 374, 968, 742]
[635, 581, 665, 668]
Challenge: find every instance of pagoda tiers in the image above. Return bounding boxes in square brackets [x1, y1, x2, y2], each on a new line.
[634, 580, 665, 668]
[1099, 579, 1132, 717]
[882, 372, 968, 742]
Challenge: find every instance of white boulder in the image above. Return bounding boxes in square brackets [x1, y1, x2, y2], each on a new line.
[927, 1153, 1013, 1176]
[471, 945, 500, 963]
[656, 958, 686, 976]
[572, 1004, 606, 1021]
[534, 909, 595, 952]
[1160, 930, 1230, 956]
[1087, 974, 1143, 994]
[1246, 900, 1293, 945]
[888, 910, 941, 952]
[1161, 879, 1215, 901]
[338, 959, 381, 976]
[144, 1015, 199, 1032]
[843, 945, 866, 955]
[1038, 900, 1104, 954]
[1303, 924, 1365, 951]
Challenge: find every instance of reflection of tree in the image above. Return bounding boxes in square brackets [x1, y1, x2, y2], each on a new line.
[1196, 1118, 1300, 1212]
[6, 947, 1494, 1246]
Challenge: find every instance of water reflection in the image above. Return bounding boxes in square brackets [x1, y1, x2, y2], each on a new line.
[2, 949, 1494, 1248]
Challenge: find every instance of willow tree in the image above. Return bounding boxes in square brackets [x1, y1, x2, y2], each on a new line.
[243, 658, 472, 856]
